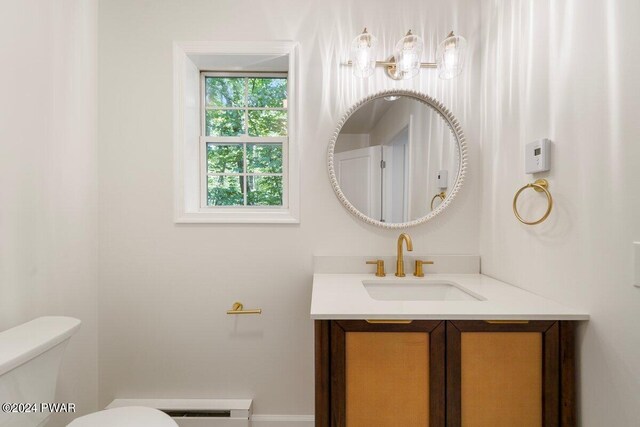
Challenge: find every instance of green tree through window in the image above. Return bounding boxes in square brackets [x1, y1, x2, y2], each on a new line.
[203, 75, 287, 207]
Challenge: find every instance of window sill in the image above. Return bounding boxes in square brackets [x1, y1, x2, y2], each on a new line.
[174, 207, 299, 224]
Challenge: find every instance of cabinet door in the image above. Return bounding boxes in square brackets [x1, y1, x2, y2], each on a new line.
[329, 320, 445, 427]
[446, 321, 559, 427]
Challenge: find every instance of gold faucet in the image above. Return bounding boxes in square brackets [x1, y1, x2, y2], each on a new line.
[414, 260, 434, 277]
[366, 259, 386, 277]
[395, 233, 413, 277]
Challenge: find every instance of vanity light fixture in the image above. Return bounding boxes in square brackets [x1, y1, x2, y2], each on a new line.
[350, 27, 378, 78]
[393, 30, 424, 80]
[436, 31, 468, 79]
[347, 28, 467, 80]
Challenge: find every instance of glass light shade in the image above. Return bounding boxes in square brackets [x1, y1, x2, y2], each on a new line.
[393, 32, 423, 80]
[436, 33, 468, 80]
[350, 30, 378, 78]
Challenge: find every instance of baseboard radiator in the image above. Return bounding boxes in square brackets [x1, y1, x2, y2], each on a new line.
[107, 399, 252, 426]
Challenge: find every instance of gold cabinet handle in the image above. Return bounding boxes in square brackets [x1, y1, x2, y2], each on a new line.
[227, 302, 262, 315]
[366, 259, 386, 277]
[414, 260, 434, 277]
[430, 191, 447, 210]
[513, 179, 553, 225]
[484, 320, 530, 324]
[366, 319, 413, 324]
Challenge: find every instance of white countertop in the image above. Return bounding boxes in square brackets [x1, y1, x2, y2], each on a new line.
[310, 273, 589, 320]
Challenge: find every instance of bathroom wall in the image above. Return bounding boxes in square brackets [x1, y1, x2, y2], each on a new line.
[0, 0, 99, 425]
[479, 0, 640, 424]
[98, 0, 482, 417]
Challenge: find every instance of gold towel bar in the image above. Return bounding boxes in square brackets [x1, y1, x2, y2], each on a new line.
[227, 302, 262, 315]
[513, 179, 553, 225]
[430, 191, 446, 210]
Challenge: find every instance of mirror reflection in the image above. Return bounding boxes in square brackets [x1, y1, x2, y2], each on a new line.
[334, 95, 460, 224]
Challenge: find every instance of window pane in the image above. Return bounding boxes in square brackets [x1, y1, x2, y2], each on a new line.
[207, 144, 243, 174]
[248, 110, 287, 136]
[248, 78, 287, 108]
[206, 109, 245, 136]
[205, 77, 245, 107]
[247, 143, 282, 173]
[207, 175, 244, 206]
[247, 176, 283, 206]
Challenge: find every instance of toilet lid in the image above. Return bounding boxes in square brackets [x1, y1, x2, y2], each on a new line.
[67, 406, 178, 427]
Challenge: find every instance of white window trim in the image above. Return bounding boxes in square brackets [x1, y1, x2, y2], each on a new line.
[173, 41, 300, 223]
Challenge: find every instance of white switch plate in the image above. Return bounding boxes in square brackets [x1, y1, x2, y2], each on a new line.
[634, 242, 640, 288]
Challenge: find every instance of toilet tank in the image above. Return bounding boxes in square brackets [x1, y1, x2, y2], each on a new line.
[0, 317, 81, 427]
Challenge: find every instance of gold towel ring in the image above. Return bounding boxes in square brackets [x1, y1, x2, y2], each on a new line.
[513, 179, 553, 225]
[430, 191, 446, 210]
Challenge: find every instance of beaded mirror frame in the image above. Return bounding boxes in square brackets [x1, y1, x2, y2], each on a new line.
[327, 89, 468, 228]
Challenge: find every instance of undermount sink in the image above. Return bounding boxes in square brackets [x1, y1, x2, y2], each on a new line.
[362, 279, 483, 301]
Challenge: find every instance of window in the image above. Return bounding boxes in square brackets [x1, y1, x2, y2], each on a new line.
[173, 41, 299, 223]
[202, 74, 287, 207]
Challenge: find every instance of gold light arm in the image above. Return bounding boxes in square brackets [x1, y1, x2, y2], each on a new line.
[346, 60, 437, 68]
[227, 302, 262, 315]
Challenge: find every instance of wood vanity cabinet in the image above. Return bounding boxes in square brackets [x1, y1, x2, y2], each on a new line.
[315, 320, 577, 427]
[316, 320, 445, 427]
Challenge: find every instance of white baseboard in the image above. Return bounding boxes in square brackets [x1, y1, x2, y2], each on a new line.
[173, 414, 314, 427]
[251, 415, 314, 426]
[174, 420, 248, 427]
[107, 398, 313, 427]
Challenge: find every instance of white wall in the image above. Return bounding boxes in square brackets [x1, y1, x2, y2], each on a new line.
[98, 0, 482, 416]
[479, 0, 640, 424]
[0, 0, 99, 425]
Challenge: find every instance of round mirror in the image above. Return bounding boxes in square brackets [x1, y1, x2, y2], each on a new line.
[328, 90, 467, 228]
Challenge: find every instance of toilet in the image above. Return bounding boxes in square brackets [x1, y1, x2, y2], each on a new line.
[0, 317, 177, 427]
[68, 406, 176, 426]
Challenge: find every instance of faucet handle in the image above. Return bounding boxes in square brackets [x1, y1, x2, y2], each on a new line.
[414, 260, 434, 277]
[366, 259, 386, 277]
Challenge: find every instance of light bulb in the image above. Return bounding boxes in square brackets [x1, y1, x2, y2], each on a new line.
[350, 28, 378, 78]
[393, 30, 423, 80]
[436, 32, 467, 80]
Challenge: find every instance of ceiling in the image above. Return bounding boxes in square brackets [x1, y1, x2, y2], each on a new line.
[339, 98, 395, 134]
